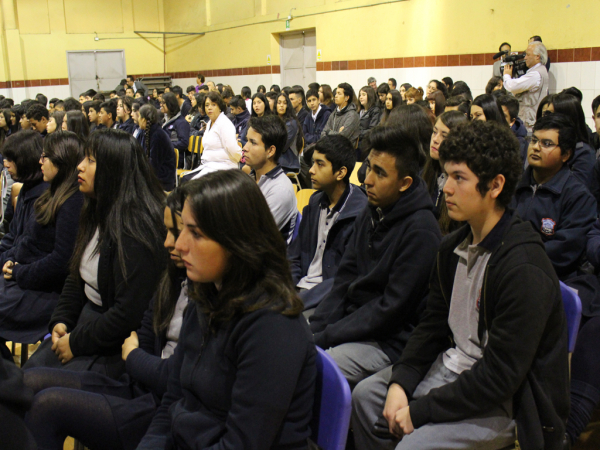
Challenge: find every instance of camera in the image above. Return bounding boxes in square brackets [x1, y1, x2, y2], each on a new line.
[499, 52, 528, 78]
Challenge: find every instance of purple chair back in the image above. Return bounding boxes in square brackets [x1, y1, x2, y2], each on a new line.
[310, 347, 352, 450]
[560, 281, 582, 353]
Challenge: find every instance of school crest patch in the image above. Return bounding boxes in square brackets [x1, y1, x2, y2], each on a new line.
[541, 218, 556, 236]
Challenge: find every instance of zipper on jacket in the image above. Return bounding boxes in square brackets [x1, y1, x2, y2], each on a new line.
[436, 254, 449, 309]
[514, 424, 521, 449]
[482, 266, 490, 332]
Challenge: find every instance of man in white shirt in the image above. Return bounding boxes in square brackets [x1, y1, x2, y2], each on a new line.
[503, 42, 549, 132]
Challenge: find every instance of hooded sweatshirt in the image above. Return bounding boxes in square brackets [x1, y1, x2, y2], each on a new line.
[390, 211, 569, 450]
[320, 102, 360, 144]
[309, 177, 441, 361]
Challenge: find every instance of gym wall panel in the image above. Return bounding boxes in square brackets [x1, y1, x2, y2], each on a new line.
[64, 0, 124, 34]
[164, 0, 206, 32]
[132, 0, 161, 31]
[211, 0, 256, 26]
[265, 0, 325, 16]
[16, 0, 50, 34]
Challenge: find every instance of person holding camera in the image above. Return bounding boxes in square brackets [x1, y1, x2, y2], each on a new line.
[503, 42, 549, 132]
[492, 42, 512, 77]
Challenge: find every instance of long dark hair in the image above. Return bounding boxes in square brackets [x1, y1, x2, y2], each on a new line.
[65, 111, 90, 141]
[154, 188, 186, 334]
[70, 129, 166, 279]
[275, 93, 304, 152]
[2, 130, 43, 183]
[34, 131, 83, 226]
[182, 170, 302, 327]
[357, 86, 378, 113]
[250, 92, 272, 117]
[139, 104, 159, 158]
[421, 111, 468, 235]
[380, 90, 402, 125]
[50, 110, 66, 133]
[471, 94, 508, 126]
[549, 93, 590, 144]
[387, 104, 434, 169]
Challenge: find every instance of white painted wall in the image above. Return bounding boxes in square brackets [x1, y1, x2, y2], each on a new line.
[1, 61, 599, 129]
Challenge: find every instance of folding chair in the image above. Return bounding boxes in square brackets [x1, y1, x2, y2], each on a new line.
[310, 347, 352, 450]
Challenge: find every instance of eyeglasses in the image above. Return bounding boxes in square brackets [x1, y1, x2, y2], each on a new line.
[530, 136, 559, 151]
[40, 153, 47, 162]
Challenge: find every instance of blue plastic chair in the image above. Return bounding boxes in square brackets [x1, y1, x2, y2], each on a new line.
[310, 347, 352, 450]
[290, 212, 302, 244]
[560, 281, 582, 353]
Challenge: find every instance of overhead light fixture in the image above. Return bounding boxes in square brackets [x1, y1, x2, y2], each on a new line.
[94, 32, 99, 41]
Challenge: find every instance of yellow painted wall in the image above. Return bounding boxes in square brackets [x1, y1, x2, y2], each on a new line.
[0, 0, 600, 82]
[0, 0, 165, 82]
[164, 0, 600, 70]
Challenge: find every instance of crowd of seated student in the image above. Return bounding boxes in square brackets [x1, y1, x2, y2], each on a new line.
[2, 60, 600, 450]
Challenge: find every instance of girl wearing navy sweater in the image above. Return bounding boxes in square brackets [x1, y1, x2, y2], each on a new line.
[24, 190, 187, 450]
[0, 131, 84, 359]
[23, 129, 166, 377]
[138, 170, 317, 450]
[138, 104, 176, 191]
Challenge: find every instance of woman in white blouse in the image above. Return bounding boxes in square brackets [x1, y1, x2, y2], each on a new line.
[185, 91, 241, 180]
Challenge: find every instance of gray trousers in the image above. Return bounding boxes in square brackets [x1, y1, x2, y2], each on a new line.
[326, 341, 391, 390]
[352, 354, 516, 450]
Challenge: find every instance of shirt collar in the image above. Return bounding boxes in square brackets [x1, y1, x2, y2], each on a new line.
[478, 209, 513, 252]
[318, 183, 351, 212]
[251, 164, 283, 181]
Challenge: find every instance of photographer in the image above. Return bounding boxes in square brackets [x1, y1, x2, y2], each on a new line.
[493, 42, 511, 77]
[503, 41, 549, 132]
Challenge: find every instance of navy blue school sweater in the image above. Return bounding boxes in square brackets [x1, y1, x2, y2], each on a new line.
[288, 184, 367, 308]
[139, 122, 176, 191]
[303, 106, 332, 146]
[118, 117, 137, 135]
[512, 164, 596, 279]
[162, 113, 190, 157]
[309, 177, 442, 361]
[137, 300, 316, 450]
[231, 109, 250, 136]
[0, 181, 84, 293]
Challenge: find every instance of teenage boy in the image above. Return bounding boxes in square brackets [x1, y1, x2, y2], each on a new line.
[352, 120, 569, 450]
[25, 103, 49, 137]
[242, 115, 298, 243]
[97, 100, 118, 129]
[497, 95, 528, 162]
[289, 135, 367, 311]
[229, 95, 250, 137]
[172, 86, 191, 117]
[512, 114, 596, 280]
[309, 125, 441, 388]
[321, 83, 360, 144]
[303, 89, 332, 146]
[125, 87, 135, 98]
[289, 87, 309, 125]
[87, 101, 102, 132]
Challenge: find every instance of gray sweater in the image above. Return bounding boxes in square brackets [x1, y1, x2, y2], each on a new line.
[321, 102, 360, 144]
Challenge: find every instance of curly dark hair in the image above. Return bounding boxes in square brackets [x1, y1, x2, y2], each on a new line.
[438, 120, 522, 208]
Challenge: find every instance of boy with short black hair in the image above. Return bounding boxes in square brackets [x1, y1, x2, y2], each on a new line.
[98, 100, 118, 129]
[497, 94, 528, 161]
[242, 115, 297, 243]
[309, 125, 441, 387]
[289, 135, 367, 311]
[352, 120, 569, 450]
[591, 94, 600, 151]
[229, 95, 250, 137]
[513, 113, 596, 278]
[289, 87, 309, 125]
[125, 87, 134, 98]
[303, 88, 332, 146]
[26, 103, 49, 136]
